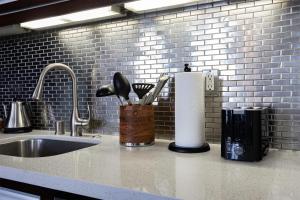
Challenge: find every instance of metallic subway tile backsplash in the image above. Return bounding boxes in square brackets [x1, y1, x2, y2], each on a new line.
[0, 0, 300, 149]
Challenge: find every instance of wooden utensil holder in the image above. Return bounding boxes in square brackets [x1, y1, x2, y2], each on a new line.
[120, 105, 155, 146]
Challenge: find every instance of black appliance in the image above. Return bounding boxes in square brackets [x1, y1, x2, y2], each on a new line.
[221, 107, 269, 162]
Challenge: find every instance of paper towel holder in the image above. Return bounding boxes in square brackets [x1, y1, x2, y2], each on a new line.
[168, 142, 210, 153]
[168, 68, 210, 153]
[184, 63, 191, 72]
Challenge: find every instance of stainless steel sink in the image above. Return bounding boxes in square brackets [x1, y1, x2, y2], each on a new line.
[0, 138, 98, 157]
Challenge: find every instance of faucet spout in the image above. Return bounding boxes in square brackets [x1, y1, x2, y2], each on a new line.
[32, 80, 44, 100]
[32, 63, 90, 136]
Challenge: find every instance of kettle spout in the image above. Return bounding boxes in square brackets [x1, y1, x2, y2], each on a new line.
[2, 104, 7, 119]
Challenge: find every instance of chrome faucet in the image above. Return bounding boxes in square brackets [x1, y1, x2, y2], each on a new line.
[32, 63, 90, 136]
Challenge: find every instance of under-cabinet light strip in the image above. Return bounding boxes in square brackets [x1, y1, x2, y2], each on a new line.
[20, 5, 123, 30]
[124, 0, 201, 14]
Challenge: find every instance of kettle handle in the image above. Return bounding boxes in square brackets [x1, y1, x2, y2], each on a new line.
[2, 104, 7, 119]
[24, 102, 33, 120]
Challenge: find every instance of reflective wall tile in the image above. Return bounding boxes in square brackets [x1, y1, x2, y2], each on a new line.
[0, 0, 300, 149]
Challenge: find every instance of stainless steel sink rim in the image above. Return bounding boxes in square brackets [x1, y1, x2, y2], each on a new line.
[0, 138, 99, 158]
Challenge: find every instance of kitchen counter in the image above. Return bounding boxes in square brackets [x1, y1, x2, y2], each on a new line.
[0, 130, 300, 200]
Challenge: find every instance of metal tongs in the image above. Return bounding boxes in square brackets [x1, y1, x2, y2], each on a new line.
[141, 73, 170, 105]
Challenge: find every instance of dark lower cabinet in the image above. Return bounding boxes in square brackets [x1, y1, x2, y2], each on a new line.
[0, 178, 100, 200]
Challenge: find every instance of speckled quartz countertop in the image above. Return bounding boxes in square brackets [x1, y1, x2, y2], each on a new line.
[0, 130, 300, 200]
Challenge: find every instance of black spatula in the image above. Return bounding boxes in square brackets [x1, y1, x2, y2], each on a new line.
[132, 83, 155, 104]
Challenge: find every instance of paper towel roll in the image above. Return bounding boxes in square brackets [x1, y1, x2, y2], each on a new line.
[175, 72, 205, 148]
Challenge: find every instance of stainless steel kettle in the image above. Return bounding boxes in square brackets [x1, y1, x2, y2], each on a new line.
[2, 100, 32, 133]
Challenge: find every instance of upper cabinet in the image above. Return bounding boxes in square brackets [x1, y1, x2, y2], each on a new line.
[0, 0, 219, 36]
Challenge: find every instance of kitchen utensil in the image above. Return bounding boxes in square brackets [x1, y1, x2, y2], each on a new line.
[96, 84, 115, 97]
[151, 74, 169, 100]
[132, 83, 154, 104]
[141, 91, 151, 105]
[143, 73, 170, 105]
[113, 72, 132, 105]
[2, 100, 32, 133]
